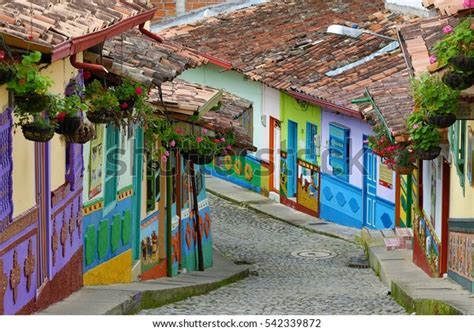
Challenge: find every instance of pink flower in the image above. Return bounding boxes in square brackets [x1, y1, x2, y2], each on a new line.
[226, 144, 232, 150]
[170, 140, 176, 147]
[222, 149, 228, 155]
[202, 128, 207, 134]
[164, 150, 170, 157]
[161, 155, 168, 162]
[220, 137, 225, 143]
[442, 25, 454, 34]
[412, 124, 419, 129]
[429, 55, 437, 64]
[135, 87, 143, 95]
[0, 51, 5, 60]
[196, 136, 203, 143]
[464, 0, 474, 9]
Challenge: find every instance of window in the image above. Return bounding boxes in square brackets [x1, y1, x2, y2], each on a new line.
[449, 120, 466, 190]
[306, 122, 318, 163]
[104, 125, 119, 211]
[328, 122, 350, 182]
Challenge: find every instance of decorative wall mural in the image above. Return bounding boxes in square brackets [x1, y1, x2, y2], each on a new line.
[51, 219, 58, 266]
[449, 231, 473, 280]
[140, 213, 160, 273]
[0, 258, 7, 314]
[61, 217, 68, 258]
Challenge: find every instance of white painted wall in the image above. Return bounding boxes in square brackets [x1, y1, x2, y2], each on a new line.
[261, 86, 280, 162]
[386, 0, 426, 9]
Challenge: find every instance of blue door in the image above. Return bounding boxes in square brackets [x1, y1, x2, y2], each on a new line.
[287, 120, 298, 198]
[363, 137, 377, 228]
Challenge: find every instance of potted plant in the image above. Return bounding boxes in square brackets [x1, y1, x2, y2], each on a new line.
[180, 130, 234, 165]
[50, 94, 88, 135]
[367, 125, 394, 158]
[113, 79, 146, 113]
[412, 73, 459, 128]
[407, 112, 441, 160]
[65, 122, 96, 144]
[85, 80, 119, 124]
[7, 51, 52, 113]
[386, 147, 416, 175]
[434, 19, 474, 90]
[15, 112, 55, 142]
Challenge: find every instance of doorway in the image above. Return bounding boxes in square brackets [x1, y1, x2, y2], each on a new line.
[287, 120, 298, 198]
[363, 136, 377, 228]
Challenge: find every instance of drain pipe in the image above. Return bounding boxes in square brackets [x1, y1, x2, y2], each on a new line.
[139, 23, 163, 43]
[70, 53, 108, 73]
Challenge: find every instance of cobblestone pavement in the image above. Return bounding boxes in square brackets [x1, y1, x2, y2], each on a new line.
[141, 194, 406, 315]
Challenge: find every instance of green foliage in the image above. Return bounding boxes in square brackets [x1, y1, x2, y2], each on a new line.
[85, 80, 119, 113]
[49, 94, 88, 118]
[113, 79, 145, 102]
[7, 51, 53, 95]
[407, 112, 441, 151]
[411, 73, 459, 115]
[434, 19, 474, 67]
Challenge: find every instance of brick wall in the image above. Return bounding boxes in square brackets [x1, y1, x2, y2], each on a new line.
[151, 0, 227, 19]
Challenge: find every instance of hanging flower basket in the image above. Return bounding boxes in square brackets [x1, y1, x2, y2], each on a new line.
[428, 113, 457, 128]
[449, 55, 474, 73]
[182, 152, 215, 165]
[65, 122, 96, 144]
[417, 147, 441, 160]
[86, 109, 117, 124]
[0, 65, 15, 85]
[442, 71, 473, 90]
[55, 115, 82, 135]
[392, 164, 415, 175]
[14, 93, 50, 113]
[21, 122, 55, 142]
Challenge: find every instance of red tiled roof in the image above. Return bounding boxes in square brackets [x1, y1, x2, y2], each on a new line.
[84, 31, 207, 85]
[0, 0, 155, 60]
[162, 0, 412, 116]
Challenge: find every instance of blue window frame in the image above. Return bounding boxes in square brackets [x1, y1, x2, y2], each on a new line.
[329, 122, 350, 182]
[306, 122, 318, 163]
[104, 125, 119, 213]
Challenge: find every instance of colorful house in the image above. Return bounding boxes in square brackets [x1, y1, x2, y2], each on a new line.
[160, 0, 410, 229]
[0, 0, 156, 315]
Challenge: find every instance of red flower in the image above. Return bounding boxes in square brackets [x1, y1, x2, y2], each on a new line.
[175, 127, 184, 135]
[0, 51, 5, 60]
[120, 102, 129, 109]
[27, 35, 33, 41]
[135, 87, 143, 95]
[213, 138, 220, 143]
[55, 112, 66, 122]
[83, 71, 92, 80]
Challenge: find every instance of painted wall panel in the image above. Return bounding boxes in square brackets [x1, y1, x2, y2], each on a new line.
[261, 86, 281, 162]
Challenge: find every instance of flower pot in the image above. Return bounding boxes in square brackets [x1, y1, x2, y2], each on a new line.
[393, 164, 415, 175]
[86, 109, 116, 124]
[14, 94, 50, 113]
[428, 113, 456, 128]
[449, 55, 474, 72]
[417, 147, 441, 160]
[21, 122, 55, 142]
[65, 122, 96, 144]
[182, 152, 215, 165]
[55, 116, 81, 135]
[442, 72, 473, 90]
[0, 66, 15, 85]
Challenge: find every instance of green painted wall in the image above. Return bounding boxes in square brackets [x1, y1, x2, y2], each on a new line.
[179, 64, 265, 150]
[280, 93, 322, 164]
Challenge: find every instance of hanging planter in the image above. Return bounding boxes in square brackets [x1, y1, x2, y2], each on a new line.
[55, 115, 81, 135]
[21, 121, 55, 142]
[85, 80, 120, 124]
[0, 64, 15, 85]
[65, 122, 96, 144]
[428, 113, 457, 128]
[449, 55, 474, 73]
[7, 52, 52, 113]
[442, 71, 473, 91]
[417, 147, 442, 160]
[392, 164, 415, 175]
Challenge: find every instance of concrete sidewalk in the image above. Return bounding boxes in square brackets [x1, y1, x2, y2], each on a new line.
[38, 251, 249, 315]
[362, 229, 474, 315]
[206, 175, 359, 242]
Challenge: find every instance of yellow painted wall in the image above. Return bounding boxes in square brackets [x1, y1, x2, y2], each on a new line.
[43, 58, 79, 191]
[83, 249, 132, 285]
[449, 120, 474, 218]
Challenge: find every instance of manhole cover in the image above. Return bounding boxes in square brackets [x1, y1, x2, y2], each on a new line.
[291, 250, 337, 259]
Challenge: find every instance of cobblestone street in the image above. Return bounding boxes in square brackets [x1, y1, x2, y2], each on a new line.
[141, 194, 406, 315]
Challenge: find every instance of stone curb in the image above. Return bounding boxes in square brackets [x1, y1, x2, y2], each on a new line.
[206, 188, 356, 244]
[364, 238, 466, 315]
